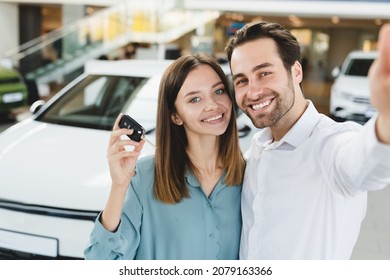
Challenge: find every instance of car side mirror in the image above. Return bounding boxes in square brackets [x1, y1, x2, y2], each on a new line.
[331, 66, 340, 78]
[30, 100, 45, 114]
[238, 124, 251, 138]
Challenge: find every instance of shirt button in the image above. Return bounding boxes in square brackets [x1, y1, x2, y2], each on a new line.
[209, 234, 215, 239]
[109, 238, 115, 243]
[207, 203, 212, 208]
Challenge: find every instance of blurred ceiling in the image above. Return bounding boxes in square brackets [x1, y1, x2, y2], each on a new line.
[189, 0, 390, 30]
[218, 13, 388, 30]
[185, 0, 390, 19]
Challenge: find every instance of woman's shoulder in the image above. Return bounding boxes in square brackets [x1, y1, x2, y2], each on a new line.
[136, 155, 155, 173]
[133, 155, 155, 184]
[129, 155, 155, 197]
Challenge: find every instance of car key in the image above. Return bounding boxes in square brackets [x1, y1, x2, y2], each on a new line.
[118, 114, 156, 148]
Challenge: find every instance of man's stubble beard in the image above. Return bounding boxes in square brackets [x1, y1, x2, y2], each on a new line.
[244, 80, 296, 129]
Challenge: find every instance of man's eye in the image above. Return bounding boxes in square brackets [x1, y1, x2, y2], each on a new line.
[260, 72, 271, 77]
[190, 97, 201, 103]
[235, 78, 247, 87]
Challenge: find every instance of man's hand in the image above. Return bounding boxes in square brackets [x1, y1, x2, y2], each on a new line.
[369, 24, 390, 144]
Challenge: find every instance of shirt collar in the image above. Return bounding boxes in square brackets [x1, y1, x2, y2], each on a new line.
[282, 100, 320, 148]
[255, 100, 320, 149]
[185, 167, 227, 199]
[185, 168, 201, 187]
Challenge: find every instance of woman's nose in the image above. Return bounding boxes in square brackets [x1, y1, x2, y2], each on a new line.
[204, 96, 219, 111]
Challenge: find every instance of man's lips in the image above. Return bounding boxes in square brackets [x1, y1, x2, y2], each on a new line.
[248, 97, 274, 111]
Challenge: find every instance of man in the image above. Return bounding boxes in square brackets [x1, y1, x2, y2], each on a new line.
[225, 21, 390, 259]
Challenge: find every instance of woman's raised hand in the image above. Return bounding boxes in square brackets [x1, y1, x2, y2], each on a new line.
[106, 113, 145, 189]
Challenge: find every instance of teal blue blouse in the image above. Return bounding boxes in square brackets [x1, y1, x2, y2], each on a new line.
[84, 156, 242, 260]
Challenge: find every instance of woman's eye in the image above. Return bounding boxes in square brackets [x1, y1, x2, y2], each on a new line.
[215, 88, 225, 95]
[190, 97, 201, 103]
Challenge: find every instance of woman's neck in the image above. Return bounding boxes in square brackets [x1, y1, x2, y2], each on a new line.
[186, 136, 221, 173]
[186, 136, 223, 197]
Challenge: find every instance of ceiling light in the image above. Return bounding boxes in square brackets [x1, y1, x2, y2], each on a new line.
[375, 19, 383, 25]
[331, 16, 340, 24]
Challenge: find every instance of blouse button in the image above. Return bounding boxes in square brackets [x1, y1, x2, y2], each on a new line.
[209, 234, 215, 239]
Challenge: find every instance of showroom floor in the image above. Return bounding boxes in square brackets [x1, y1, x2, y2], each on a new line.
[351, 187, 390, 259]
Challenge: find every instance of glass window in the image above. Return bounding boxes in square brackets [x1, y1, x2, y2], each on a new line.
[345, 59, 374, 77]
[37, 75, 147, 130]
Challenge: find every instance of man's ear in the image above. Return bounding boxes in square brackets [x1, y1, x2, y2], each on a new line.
[293, 61, 303, 83]
[171, 113, 183, 125]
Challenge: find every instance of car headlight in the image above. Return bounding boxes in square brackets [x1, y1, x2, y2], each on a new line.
[340, 91, 353, 100]
[333, 88, 352, 100]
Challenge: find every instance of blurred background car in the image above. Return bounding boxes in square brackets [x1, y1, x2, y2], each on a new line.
[0, 59, 257, 259]
[0, 66, 28, 118]
[329, 50, 377, 124]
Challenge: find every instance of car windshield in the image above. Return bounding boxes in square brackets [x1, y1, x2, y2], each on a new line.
[36, 75, 148, 130]
[344, 58, 374, 77]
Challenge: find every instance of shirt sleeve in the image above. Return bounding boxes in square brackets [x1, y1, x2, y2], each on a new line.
[322, 115, 390, 196]
[84, 170, 144, 260]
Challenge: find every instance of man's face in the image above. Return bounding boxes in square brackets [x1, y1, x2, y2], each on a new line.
[230, 38, 296, 129]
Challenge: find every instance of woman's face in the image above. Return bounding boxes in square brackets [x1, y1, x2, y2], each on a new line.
[172, 64, 232, 140]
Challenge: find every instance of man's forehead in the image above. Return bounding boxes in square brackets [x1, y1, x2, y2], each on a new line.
[230, 40, 280, 72]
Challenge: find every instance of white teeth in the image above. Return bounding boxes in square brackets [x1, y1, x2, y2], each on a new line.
[252, 99, 271, 110]
[203, 114, 222, 122]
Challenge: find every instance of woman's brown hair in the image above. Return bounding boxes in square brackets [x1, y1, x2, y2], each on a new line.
[154, 53, 245, 204]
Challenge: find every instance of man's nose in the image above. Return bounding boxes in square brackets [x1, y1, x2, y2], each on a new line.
[247, 79, 264, 100]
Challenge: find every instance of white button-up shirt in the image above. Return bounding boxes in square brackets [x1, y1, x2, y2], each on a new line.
[240, 101, 390, 259]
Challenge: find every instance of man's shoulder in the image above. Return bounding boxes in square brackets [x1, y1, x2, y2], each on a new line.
[315, 114, 362, 134]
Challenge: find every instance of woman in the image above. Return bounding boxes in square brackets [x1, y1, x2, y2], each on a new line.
[84, 53, 245, 260]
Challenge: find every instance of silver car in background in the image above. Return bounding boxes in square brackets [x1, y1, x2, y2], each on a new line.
[330, 51, 377, 124]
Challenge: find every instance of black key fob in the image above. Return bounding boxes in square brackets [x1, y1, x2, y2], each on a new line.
[118, 114, 145, 142]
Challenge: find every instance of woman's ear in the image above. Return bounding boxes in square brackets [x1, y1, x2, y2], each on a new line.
[171, 113, 183, 125]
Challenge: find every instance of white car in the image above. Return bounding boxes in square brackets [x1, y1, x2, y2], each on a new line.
[0, 59, 257, 259]
[330, 50, 377, 124]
